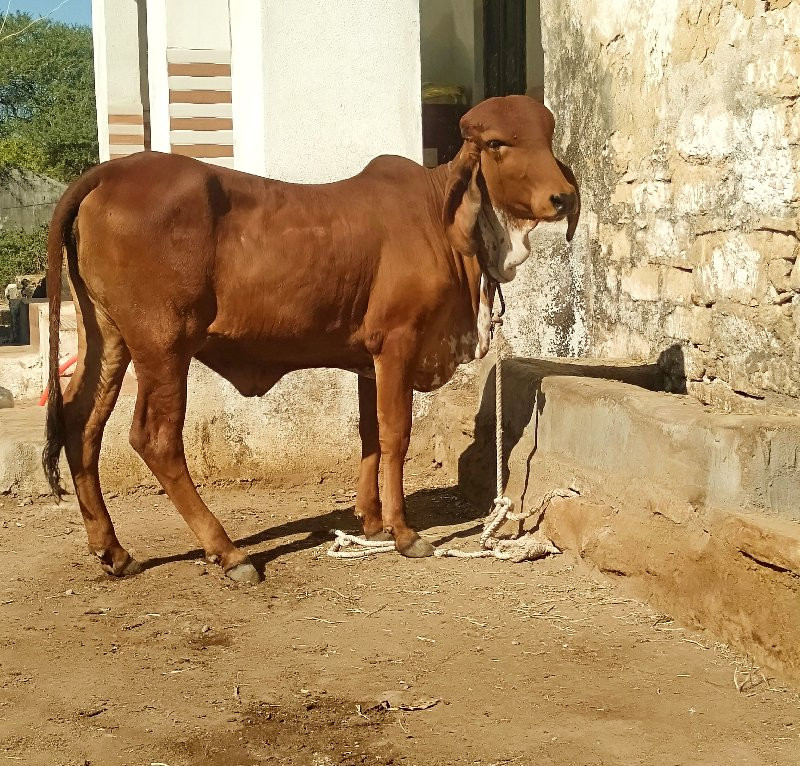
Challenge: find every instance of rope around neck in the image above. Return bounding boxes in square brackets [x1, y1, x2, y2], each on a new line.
[328, 296, 576, 562]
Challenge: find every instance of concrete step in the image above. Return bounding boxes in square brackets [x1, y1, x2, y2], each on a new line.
[510, 362, 799, 521]
[0, 345, 43, 401]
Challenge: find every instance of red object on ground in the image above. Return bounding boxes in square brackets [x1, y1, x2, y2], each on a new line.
[38, 354, 78, 407]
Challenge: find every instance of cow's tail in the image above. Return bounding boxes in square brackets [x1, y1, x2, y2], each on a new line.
[42, 169, 102, 499]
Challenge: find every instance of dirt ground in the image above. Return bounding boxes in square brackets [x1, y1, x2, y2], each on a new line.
[1, 471, 798, 766]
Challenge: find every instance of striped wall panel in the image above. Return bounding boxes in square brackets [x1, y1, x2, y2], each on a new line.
[108, 107, 150, 160]
[167, 48, 234, 165]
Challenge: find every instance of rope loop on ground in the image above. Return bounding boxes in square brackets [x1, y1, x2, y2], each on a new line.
[327, 530, 396, 559]
[434, 487, 578, 562]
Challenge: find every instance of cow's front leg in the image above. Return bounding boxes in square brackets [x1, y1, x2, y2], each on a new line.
[374, 339, 435, 558]
[355, 375, 388, 540]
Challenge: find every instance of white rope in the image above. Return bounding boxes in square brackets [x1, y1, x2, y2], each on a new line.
[434, 312, 574, 562]
[327, 530, 396, 559]
[328, 300, 576, 562]
[433, 487, 577, 561]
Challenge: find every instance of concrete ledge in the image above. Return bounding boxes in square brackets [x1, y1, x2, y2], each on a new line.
[422, 357, 800, 682]
[528, 372, 799, 520]
[460, 360, 800, 521]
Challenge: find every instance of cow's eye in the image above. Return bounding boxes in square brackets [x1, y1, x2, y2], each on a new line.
[486, 139, 507, 150]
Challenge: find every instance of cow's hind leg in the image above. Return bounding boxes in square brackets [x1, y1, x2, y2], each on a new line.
[128, 354, 260, 583]
[62, 304, 139, 576]
[355, 375, 390, 541]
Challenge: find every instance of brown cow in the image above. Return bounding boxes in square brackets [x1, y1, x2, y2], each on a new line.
[43, 95, 578, 583]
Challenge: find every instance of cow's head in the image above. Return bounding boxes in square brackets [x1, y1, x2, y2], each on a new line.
[443, 95, 580, 284]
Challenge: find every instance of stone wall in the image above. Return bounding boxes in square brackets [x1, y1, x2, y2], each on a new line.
[0, 169, 65, 230]
[539, 0, 800, 413]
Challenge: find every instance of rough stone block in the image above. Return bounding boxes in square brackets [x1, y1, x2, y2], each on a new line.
[675, 106, 736, 160]
[785, 101, 800, 144]
[673, 163, 732, 215]
[737, 147, 796, 212]
[632, 181, 671, 214]
[791, 259, 800, 291]
[608, 131, 634, 173]
[769, 258, 794, 292]
[753, 216, 800, 235]
[664, 306, 693, 341]
[610, 181, 633, 205]
[711, 304, 799, 399]
[693, 232, 771, 305]
[599, 223, 631, 264]
[746, 230, 798, 262]
[621, 265, 659, 301]
[747, 48, 800, 97]
[692, 306, 712, 345]
[664, 307, 712, 349]
[662, 267, 694, 303]
[682, 343, 707, 380]
[641, 218, 691, 267]
[611, 226, 631, 262]
[0, 386, 12, 409]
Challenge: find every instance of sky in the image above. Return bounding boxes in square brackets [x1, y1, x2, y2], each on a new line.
[2, 0, 92, 27]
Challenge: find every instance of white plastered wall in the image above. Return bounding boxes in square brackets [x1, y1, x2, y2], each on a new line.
[258, 0, 423, 183]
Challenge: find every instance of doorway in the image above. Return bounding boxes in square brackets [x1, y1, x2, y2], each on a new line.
[419, 0, 545, 166]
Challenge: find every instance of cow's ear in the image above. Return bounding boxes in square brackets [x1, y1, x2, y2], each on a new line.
[442, 140, 482, 256]
[556, 158, 580, 242]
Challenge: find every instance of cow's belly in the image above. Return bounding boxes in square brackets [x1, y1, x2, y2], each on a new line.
[196, 334, 372, 396]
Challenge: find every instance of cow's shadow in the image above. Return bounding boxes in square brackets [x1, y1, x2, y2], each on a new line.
[140, 485, 485, 574]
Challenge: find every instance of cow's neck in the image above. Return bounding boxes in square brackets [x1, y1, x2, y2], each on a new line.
[427, 162, 493, 360]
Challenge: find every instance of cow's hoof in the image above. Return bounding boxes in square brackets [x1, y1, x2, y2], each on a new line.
[397, 536, 435, 558]
[119, 556, 143, 576]
[103, 557, 142, 577]
[366, 530, 394, 542]
[225, 560, 261, 584]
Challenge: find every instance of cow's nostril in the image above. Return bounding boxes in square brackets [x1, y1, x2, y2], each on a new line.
[550, 192, 575, 214]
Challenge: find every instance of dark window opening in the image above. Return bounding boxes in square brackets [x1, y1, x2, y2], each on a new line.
[420, 1, 545, 167]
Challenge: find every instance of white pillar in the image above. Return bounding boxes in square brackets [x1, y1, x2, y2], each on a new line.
[157, 0, 234, 167]
[92, 0, 147, 161]
[146, 0, 170, 152]
[91, 0, 109, 161]
[230, 0, 267, 176]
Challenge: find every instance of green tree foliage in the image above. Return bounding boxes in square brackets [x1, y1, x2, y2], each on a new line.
[0, 223, 48, 290]
[0, 12, 98, 183]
